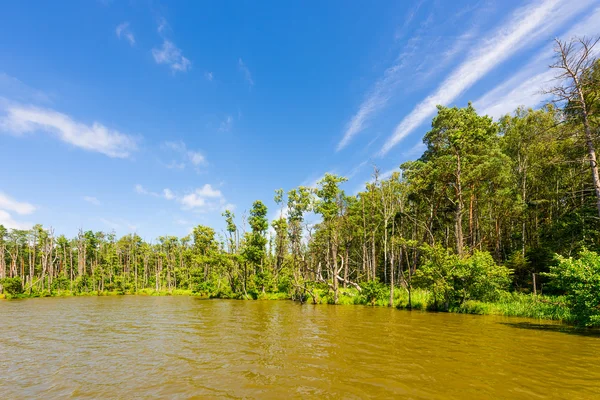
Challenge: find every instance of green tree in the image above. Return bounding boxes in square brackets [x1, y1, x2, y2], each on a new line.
[549, 249, 600, 327]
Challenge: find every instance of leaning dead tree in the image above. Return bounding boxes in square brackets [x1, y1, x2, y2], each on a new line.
[547, 36, 600, 217]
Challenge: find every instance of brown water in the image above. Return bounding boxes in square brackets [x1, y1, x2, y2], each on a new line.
[1, 297, 599, 399]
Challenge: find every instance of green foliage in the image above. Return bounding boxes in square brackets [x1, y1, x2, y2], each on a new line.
[51, 275, 71, 291]
[548, 250, 600, 327]
[458, 250, 512, 302]
[276, 267, 294, 294]
[360, 279, 387, 306]
[414, 245, 511, 310]
[1, 277, 24, 296]
[453, 292, 570, 320]
[4, 88, 600, 331]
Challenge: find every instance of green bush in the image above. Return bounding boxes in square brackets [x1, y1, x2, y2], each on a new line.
[276, 268, 293, 294]
[548, 249, 600, 327]
[0, 277, 24, 296]
[360, 279, 387, 306]
[51, 275, 70, 291]
[414, 245, 511, 310]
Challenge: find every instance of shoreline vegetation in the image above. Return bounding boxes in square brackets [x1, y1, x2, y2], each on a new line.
[0, 287, 571, 324]
[1, 37, 600, 328]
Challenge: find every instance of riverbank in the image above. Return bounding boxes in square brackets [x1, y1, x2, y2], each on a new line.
[0, 287, 572, 323]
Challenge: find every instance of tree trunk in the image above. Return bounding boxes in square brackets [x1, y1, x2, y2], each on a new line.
[455, 152, 464, 256]
[580, 103, 600, 218]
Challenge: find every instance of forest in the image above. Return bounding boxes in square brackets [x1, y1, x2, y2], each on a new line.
[1, 37, 600, 327]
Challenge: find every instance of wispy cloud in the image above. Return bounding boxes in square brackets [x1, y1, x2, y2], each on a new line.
[205, 72, 214, 81]
[188, 151, 205, 166]
[394, 0, 426, 40]
[163, 188, 175, 200]
[221, 203, 236, 212]
[162, 140, 206, 169]
[238, 58, 254, 87]
[0, 192, 35, 230]
[152, 40, 191, 72]
[0, 210, 32, 230]
[135, 183, 227, 213]
[380, 166, 402, 181]
[219, 115, 233, 132]
[337, 64, 402, 151]
[116, 22, 135, 46]
[346, 160, 369, 179]
[157, 17, 168, 35]
[475, 5, 600, 119]
[0, 105, 138, 158]
[337, 5, 487, 152]
[0, 192, 35, 215]
[135, 184, 162, 197]
[83, 196, 101, 206]
[379, 0, 594, 156]
[0, 73, 52, 104]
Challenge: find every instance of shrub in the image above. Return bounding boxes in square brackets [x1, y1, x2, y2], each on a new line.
[548, 249, 600, 327]
[360, 279, 387, 306]
[0, 277, 24, 296]
[414, 245, 511, 310]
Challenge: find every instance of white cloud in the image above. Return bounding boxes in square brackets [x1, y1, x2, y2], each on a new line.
[238, 58, 254, 87]
[0, 210, 32, 230]
[179, 184, 223, 210]
[162, 140, 206, 168]
[337, 64, 401, 151]
[180, 193, 206, 209]
[135, 184, 166, 198]
[219, 115, 233, 132]
[83, 196, 101, 206]
[188, 151, 205, 166]
[157, 18, 168, 35]
[0, 192, 35, 230]
[136, 183, 227, 212]
[0, 192, 36, 215]
[163, 188, 175, 200]
[475, 5, 600, 119]
[152, 40, 191, 72]
[205, 72, 214, 81]
[116, 22, 135, 46]
[476, 68, 555, 119]
[221, 203, 236, 212]
[337, 5, 488, 151]
[379, 0, 595, 156]
[135, 184, 149, 195]
[0, 105, 138, 158]
[194, 184, 222, 198]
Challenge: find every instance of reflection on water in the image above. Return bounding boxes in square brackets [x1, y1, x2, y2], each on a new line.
[1, 297, 599, 399]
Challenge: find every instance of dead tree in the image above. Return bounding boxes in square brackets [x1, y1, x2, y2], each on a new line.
[547, 36, 600, 217]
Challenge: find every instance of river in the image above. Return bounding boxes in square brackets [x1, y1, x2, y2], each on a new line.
[1, 296, 599, 399]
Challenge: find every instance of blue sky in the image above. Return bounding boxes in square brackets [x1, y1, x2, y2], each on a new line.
[1, 0, 599, 241]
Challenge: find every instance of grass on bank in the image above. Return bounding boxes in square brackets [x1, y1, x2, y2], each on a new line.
[0, 285, 571, 323]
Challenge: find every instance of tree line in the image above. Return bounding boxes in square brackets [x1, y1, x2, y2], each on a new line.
[1, 37, 599, 325]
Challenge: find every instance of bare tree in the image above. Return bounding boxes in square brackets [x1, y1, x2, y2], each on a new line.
[547, 36, 600, 217]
